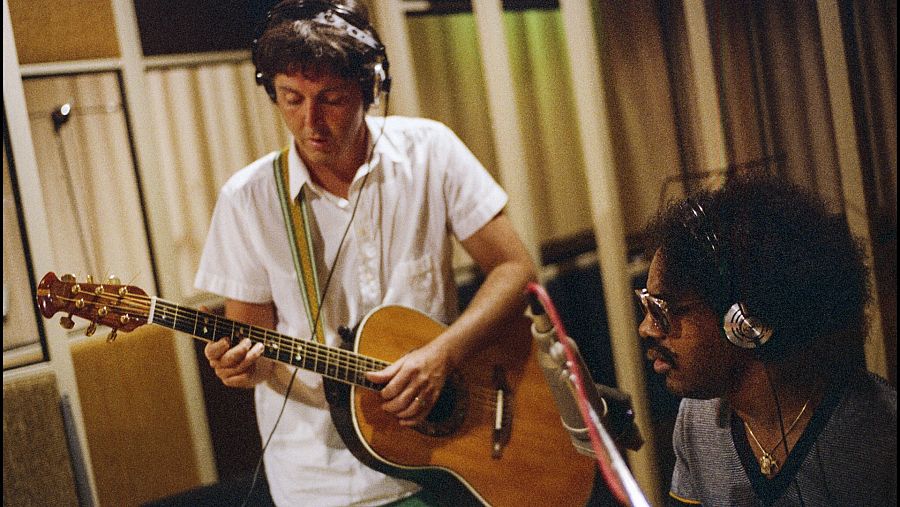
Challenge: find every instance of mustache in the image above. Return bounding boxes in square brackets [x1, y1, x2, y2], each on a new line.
[646, 344, 676, 365]
[305, 130, 330, 139]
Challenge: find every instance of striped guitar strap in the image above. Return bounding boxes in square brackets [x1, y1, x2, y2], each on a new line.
[273, 148, 325, 344]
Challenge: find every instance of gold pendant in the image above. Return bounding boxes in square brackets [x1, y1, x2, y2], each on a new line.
[759, 452, 778, 475]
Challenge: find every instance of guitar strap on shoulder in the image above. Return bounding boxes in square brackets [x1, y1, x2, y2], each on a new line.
[274, 147, 326, 344]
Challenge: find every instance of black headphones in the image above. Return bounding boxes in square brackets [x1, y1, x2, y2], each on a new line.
[681, 200, 774, 350]
[252, 0, 391, 105]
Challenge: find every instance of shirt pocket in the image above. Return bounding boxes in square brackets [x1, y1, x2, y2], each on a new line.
[387, 254, 442, 316]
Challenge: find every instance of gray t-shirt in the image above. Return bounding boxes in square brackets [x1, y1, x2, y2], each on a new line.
[669, 370, 896, 506]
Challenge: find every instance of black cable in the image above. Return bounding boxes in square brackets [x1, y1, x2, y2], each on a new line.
[764, 365, 805, 507]
[240, 95, 390, 507]
[241, 368, 297, 507]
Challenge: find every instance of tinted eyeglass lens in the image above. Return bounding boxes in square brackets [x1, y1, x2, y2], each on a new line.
[634, 290, 671, 334]
[647, 299, 670, 334]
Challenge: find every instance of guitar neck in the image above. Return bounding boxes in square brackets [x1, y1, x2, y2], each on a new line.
[149, 298, 386, 390]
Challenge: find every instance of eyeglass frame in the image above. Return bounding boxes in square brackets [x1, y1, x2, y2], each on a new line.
[634, 288, 706, 335]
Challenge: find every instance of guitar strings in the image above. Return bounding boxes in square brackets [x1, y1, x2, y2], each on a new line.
[93, 292, 504, 403]
[89, 293, 506, 405]
[57, 290, 387, 377]
[79, 289, 509, 405]
[73, 289, 388, 374]
[74, 295, 394, 389]
[56, 289, 504, 404]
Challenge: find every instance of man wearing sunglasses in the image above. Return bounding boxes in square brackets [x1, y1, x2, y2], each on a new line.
[636, 174, 895, 506]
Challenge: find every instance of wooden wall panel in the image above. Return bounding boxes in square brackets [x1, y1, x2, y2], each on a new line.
[71, 327, 202, 506]
[9, 0, 119, 64]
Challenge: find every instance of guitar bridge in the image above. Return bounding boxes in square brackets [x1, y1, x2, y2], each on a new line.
[492, 366, 511, 458]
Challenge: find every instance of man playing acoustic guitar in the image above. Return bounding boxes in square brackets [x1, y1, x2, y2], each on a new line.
[196, 1, 536, 505]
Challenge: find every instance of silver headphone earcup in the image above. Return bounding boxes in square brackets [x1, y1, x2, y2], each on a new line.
[371, 62, 386, 107]
[723, 302, 773, 349]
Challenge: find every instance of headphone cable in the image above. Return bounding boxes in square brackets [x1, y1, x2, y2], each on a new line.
[240, 96, 390, 507]
[764, 365, 806, 507]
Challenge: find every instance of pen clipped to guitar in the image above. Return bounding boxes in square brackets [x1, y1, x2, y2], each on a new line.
[36, 271, 648, 506]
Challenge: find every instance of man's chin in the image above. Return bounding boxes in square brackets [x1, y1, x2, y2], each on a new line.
[298, 149, 333, 167]
[664, 377, 685, 397]
[666, 379, 721, 400]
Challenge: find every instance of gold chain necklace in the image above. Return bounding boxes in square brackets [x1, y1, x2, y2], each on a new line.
[743, 399, 810, 476]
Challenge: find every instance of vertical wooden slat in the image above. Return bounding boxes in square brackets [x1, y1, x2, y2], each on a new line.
[471, 0, 541, 269]
[557, 1, 662, 504]
[108, 0, 217, 484]
[683, 0, 728, 181]
[371, 0, 422, 117]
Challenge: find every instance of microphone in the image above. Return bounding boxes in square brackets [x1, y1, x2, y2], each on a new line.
[528, 294, 643, 454]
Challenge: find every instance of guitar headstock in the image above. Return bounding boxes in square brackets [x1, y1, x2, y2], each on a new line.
[36, 272, 150, 340]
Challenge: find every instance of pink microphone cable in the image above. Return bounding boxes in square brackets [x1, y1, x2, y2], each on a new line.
[526, 281, 645, 506]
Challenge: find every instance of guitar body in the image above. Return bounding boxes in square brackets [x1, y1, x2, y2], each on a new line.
[324, 305, 597, 507]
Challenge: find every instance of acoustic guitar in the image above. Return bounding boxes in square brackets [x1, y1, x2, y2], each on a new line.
[36, 272, 597, 506]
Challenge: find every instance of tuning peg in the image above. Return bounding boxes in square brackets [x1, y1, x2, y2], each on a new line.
[60, 315, 75, 329]
[61, 273, 76, 283]
[85, 322, 97, 336]
[86, 275, 94, 284]
[106, 329, 118, 342]
[107, 275, 121, 286]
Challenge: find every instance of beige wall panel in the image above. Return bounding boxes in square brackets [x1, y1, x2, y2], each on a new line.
[71, 327, 201, 506]
[407, 11, 592, 249]
[9, 0, 119, 64]
[22, 73, 155, 295]
[505, 10, 591, 244]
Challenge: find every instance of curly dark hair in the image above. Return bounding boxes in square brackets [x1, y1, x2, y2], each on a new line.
[643, 174, 871, 362]
[253, 0, 384, 107]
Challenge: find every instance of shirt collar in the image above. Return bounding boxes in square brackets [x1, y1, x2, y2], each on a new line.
[286, 116, 400, 200]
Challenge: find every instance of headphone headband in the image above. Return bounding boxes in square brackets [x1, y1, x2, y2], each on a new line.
[681, 198, 773, 349]
[311, 10, 381, 51]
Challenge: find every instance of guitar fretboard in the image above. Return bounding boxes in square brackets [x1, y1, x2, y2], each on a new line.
[150, 298, 387, 390]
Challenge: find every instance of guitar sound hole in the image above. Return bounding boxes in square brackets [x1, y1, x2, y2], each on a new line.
[426, 382, 458, 423]
[416, 373, 467, 437]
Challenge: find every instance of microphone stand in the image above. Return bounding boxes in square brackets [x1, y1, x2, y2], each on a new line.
[527, 282, 650, 507]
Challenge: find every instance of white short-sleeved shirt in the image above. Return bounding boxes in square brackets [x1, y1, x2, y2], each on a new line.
[195, 116, 508, 506]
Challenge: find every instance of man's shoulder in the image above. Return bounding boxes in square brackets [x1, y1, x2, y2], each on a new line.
[375, 115, 455, 146]
[218, 150, 280, 196]
[380, 115, 448, 132]
[839, 369, 897, 420]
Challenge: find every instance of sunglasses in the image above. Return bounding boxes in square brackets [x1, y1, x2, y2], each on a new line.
[633, 288, 705, 335]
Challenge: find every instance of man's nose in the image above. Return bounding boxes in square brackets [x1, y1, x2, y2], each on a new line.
[637, 312, 662, 342]
[306, 102, 326, 127]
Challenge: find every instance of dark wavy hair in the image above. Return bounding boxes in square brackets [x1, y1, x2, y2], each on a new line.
[643, 174, 871, 362]
[253, 0, 383, 107]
